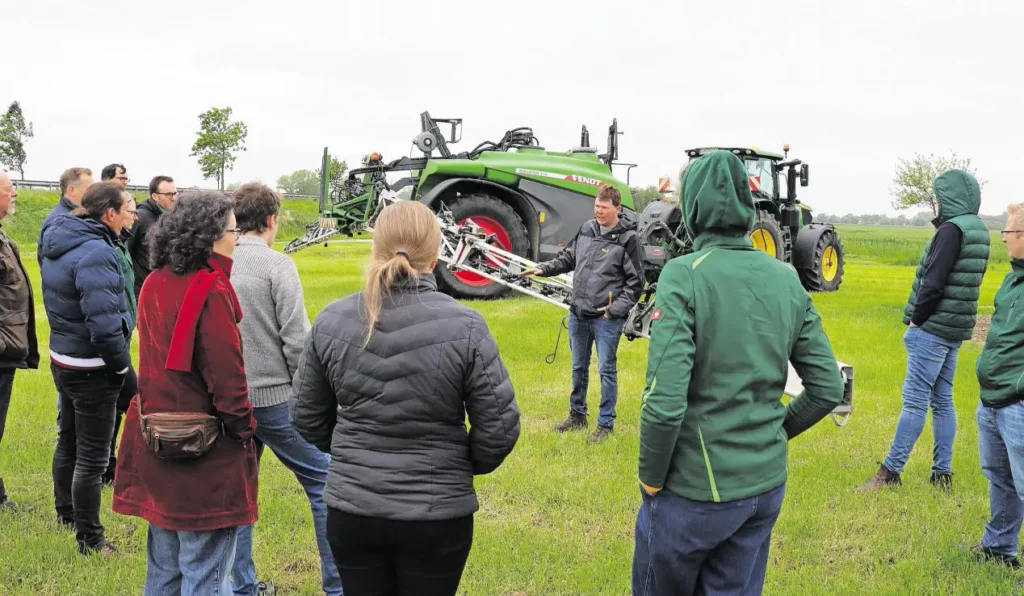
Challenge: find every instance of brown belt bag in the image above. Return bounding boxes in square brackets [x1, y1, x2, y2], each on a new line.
[136, 397, 223, 460]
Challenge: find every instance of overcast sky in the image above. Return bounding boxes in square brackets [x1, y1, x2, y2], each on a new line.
[5, 0, 1019, 216]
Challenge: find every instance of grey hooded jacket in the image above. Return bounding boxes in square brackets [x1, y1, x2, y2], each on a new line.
[537, 209, 645, 319]
[289, 273, 521, 521]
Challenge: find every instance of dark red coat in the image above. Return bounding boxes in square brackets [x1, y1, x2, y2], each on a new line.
[112, 253, 259, 531]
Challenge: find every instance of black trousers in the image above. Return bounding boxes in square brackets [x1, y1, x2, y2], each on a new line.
[0, 369, 14, 503]
[104, 363, 138, 482]
[50, 364, 123, 552]
[326, 507, 473, 596]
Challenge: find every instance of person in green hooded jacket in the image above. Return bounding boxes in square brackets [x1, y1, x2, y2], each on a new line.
[860, 169, 990, 492]
[631, 150, 844, 595]
[103, 191, 139, 486]
[971, 202, 1024, 568]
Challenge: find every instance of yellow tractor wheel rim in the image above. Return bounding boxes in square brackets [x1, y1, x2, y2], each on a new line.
[822, 246, 838, 281]
[750, 229, 777, 256]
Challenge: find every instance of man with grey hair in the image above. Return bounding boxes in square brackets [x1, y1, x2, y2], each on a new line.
[38, 167, 93, 267]
[0, 171, 40, 512]
[39, 167, 92, 420]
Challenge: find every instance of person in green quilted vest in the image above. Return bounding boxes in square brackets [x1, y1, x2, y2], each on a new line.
[860, 169, 990, 491]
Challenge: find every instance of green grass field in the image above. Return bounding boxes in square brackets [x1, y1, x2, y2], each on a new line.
[0, 194, 1020, 593]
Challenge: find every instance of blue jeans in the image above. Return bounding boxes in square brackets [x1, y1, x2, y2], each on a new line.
[882, 326, 961, 475]
[231, 403, 341, 596]
[977, 401, 1024, 557]
[145, 523, 238, 595]
[568, 312, 624, 428]
[632, 482, 786, 595]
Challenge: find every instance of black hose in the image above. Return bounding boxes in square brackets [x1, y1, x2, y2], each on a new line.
[545, 314, 571, 365]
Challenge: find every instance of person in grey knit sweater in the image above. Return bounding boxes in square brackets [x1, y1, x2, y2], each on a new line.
[228, 182, 341, 596]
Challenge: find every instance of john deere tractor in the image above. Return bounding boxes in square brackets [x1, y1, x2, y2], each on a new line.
[285, 111, 638, 300]
[682, 145, 845, 291]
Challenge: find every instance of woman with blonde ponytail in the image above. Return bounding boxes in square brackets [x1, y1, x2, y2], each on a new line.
[290, 200, 521, 596]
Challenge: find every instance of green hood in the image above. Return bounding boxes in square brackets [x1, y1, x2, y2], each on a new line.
[933, 169, 981, 226]
[679, 150, 755, 244]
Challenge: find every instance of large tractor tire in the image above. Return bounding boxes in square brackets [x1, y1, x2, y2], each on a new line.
[434, 193, 530, 300]
[798, 227, 845, 292]
[749, 210, 786, 261]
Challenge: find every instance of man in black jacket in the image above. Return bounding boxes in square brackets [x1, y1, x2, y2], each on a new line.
[0, 172, 39, 512]
[523, 185, 645, 443]
[126, 175, 176, 297]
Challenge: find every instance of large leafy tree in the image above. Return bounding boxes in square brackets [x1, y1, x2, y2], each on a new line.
[0, 101, 34, 180]
[276, 169, 320, 195]
[189, 106, 248, 191]
[890, 151, 985, 215]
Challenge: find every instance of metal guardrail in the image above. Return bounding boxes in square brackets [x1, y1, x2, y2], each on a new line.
[10, 178, 318, 199]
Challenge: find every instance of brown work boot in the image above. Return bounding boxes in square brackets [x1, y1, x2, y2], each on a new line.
[587, 425, 613, 444]
[857, 463, 901, 492]
[930, 471, 953, 492]
[970, 543, 1021, 569]
[553, 410, 588, 432]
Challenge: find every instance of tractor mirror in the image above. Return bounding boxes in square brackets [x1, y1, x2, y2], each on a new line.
[449, 120, 463, 144]
[800, 164, 809, 187]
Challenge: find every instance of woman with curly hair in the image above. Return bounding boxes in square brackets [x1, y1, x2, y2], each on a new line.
[111, 190, 258, 594]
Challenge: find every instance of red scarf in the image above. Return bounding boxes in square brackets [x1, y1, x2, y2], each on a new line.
[164, 254, 242, 372]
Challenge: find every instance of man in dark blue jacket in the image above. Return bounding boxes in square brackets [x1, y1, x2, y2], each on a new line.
[37, 167, 93, 268]
[38, 167, 93, 421]
[39, 181, 131, 555]
[523, 185, 645, 443]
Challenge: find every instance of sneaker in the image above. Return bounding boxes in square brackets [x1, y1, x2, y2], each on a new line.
[79, 539, 118, 556]
[930, 472, 953, 491]
[0, 498, 34, 513]
[257, 582, 277, 595]
[971, 543, 1021, 568]
[587, 425, 613, 444]
[857, 463, 901, 492]
[553, 410, 588, 432]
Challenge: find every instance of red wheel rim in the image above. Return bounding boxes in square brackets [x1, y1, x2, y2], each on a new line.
[455, 215, 511, 286]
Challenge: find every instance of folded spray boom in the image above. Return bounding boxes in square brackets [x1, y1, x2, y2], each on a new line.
[367, 191, 854, 427]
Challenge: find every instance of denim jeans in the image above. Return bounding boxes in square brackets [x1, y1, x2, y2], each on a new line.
[632, 482, 786, 595]
[231, 403, 341, 596]
[568, 312, 624, 428]
[882, 326, 961, 475]
[977, 401, 1024, 557]
[146, 522, 239, 595]
[50, 364, 123, 551]
[0, 370, 14, 503]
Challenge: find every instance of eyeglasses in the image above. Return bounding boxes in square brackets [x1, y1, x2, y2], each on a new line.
[116, 176, 129, 183]
[126, 210, 138, 218]
[225, 228, 241, 239]
[1002, 230, 1024, 234]
[155, 191, 178, 198]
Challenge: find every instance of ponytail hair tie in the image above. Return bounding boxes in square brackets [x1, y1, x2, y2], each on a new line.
[395, 251, 409, 258]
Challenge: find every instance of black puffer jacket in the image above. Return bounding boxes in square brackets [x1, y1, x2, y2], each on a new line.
[537, 210, 644, 319]
[289, 273, 520, 521]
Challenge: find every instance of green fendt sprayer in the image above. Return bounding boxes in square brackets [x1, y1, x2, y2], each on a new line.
[284, 111, 637, 300]
[283, 111, 854, 425]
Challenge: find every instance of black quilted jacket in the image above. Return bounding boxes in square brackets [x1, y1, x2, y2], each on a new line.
[289, 273, 521, 520]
